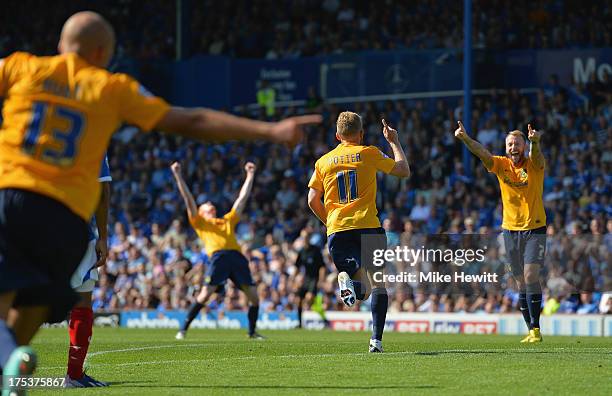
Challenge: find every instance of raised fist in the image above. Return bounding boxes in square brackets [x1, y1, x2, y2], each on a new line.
[245, 162, 256, 174]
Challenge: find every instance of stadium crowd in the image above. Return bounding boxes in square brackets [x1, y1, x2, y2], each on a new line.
[93, 72, 611, 315]
[0, 0, 609, 317]
[1, 0, 611, 59]
[0, 0, 176, 60]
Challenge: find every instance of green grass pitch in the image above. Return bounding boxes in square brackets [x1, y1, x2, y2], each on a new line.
[31, 328, 610, 395]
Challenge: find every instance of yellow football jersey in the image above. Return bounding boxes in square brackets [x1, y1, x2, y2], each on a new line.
[308, 142, 395, 235]
[0, 52, 170, 220]
[189, 209, 241, 256]
[487, 155, 546, 230]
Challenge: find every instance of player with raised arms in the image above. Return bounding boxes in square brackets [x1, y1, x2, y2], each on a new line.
[454, 121, 546, 343]
[172, 161, 264, 340]
[307, 112, 410, 352]
[0, 11, 320, 394]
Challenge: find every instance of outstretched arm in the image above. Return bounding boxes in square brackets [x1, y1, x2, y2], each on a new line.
[453, 121, 493, 169]
[170, 162, 198, 219]
[382, 119, 411, 178]
[156, 108, 322, 148]
[307, 188, 327, 226]
[528, 124, 545, 169]
[232, 162, 256, 215]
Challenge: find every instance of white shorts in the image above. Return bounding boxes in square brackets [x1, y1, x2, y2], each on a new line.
[70, 239, 99, 293]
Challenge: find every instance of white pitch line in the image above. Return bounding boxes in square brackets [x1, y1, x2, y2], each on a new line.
[37, 347, 610, 371]
[38, 352, 391, 370]
[86, 340, 361, 358]
[88, 343, 207, 357]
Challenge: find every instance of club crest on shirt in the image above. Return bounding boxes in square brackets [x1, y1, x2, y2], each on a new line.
[502, 177, 528, 187]
[502, 168, 529, 188]
[500, 163, 529, 188]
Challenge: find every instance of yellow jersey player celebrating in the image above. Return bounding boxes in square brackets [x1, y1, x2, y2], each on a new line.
[454, 121, 546, 343]
[308, 112, 410, 352]
[172, 161, 264, 340]
[0, 11, 319, 393]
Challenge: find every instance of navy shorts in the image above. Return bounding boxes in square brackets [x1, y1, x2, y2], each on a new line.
[0, 189, 89, 323]
[328, 227, 387, 277]
[205, 250, 255, 288]
[503, 226, 547, 276]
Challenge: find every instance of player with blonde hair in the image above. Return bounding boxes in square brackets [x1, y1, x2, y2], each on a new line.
[308, 112, 410, 352]
[454, 121, 546, 343]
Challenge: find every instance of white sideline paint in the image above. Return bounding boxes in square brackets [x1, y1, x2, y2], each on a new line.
[88, 343, 207, 357]
[38, 346, 609, 371]
[88, 340, 358, 358]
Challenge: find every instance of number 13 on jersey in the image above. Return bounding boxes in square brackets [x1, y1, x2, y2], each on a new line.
[336, 170, 358, 204]
[22, 101, 85, 167]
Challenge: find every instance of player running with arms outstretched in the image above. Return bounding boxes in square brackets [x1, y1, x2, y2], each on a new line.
[308, 112, 410, 352]
[173, 162, 264, 340]
[0, 11, 319, 395]
[454, 121, 546, 343]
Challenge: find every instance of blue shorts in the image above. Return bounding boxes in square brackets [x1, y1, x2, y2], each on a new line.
[205, 250, 255, 288]
[328, 227, 387, 277]
[503, 226, 547, 276]
[0, 189, 89, 323]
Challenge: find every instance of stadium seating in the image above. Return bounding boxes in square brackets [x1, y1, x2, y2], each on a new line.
[2, 0, 611, 59]
[97, 78, 611, 314]
[1, 0, 609, 315]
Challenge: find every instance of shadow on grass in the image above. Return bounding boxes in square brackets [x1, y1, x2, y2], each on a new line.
[106, 380, 156, 386]
[416, 351, 499, 356]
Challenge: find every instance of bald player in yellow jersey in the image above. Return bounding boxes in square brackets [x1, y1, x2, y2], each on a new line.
[455, 121, 546, 343]
[171, 161, 265, 340]
[308, 112, 410, 352]
[0, 11, 320, 390]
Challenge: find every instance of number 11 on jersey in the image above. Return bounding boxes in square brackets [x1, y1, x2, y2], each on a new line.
[336, 170, 358, 204]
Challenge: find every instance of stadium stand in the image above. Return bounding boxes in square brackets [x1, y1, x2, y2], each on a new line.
[95, 77, 611, 314]
[1, 0, 610, 315]
[1, 0, 610, 59]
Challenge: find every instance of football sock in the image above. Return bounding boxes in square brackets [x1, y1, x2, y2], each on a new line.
[297, 305, 303, 328]
[248, 305, 259, 335]
[527, 292, 542, 329]
[353, 280, 366, 300]
[518, 293, 532, 330]
[370, 288, 388, 341]
[67, 307, 93, 379]
[312, 293, 328, 322]
[0, 319, 17, 371]
[182, 302, 204, 331]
